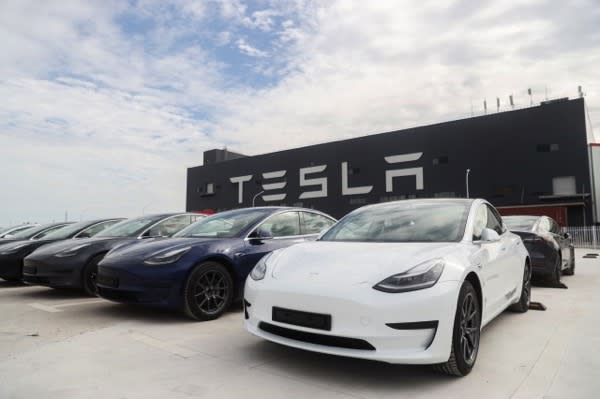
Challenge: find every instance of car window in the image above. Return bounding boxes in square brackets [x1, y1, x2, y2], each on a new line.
[256, 212, 301, 238]
[472, 205, 487, 241]
[147, 215, 196, 237]
[33, 225, 69, 239]
[549, 219, 561, 234]
[77, 220, 121, 238]
[485, 205, 504, 235]
[538, 217, 551, 232]
[301, 212, 336, 235]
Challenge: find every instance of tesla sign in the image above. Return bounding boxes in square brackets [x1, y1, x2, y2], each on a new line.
[229, 152, 424, 204]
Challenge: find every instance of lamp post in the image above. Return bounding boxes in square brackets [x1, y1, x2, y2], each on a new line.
[252, 191, 265, 207]
[466, 169, 471, 199]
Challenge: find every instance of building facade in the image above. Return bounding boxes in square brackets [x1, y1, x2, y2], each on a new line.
[187, 98, 594, 226]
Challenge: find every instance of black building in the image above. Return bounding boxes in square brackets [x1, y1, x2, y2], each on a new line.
[187, 98, 594, 226]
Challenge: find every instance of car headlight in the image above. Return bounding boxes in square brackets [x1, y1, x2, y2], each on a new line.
[250, 253, 273, 281]
[144, 246, 191, 265]
[373, 258, 445, 293]
[0, 242, 30, 254]
[55, 243, 91, 257]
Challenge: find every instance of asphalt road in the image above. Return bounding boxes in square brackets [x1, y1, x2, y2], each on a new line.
[0, 249, 599, 398]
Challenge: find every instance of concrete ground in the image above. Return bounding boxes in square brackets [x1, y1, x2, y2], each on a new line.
[0, 249, 598, 399]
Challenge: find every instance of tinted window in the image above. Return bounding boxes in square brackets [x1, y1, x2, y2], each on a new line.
[176, 209, 270, 238]
[44, 222, 95, 240]
[486, 205, 504, 235]
[301, 212, 335, 235]
[503, 216, 538, 232]
[10, 224, 62, 239]
[256, 212, 300, 237]
[146, 215, 196, 237]
[77, 220, 121, 238]
[96, 216, 166, 238]
[321, 201, 470, 243]
[33, 225, 70, 239]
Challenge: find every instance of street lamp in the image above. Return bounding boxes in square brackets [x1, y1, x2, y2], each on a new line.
[252, 191, 265, 207]
[466, 169, 471, 198]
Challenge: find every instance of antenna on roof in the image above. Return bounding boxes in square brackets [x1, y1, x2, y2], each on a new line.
[496, 97, 500, 112]
[528, 88, 533, 105]
[509, 95, 514, 109]
[483, 99, 487, 114]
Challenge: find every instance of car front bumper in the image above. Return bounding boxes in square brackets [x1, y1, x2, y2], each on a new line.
[22, 257, 82, 288]
[244, 278, 460, 364]
[0, 254, 23, 280]
[96, 263, 185, 308]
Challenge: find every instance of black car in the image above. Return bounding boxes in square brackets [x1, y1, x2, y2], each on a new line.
[503, 215, 575, 284]
[0, 222, 74, 281]
[0, 219, 122, 282]
[23, 213, 204, 295]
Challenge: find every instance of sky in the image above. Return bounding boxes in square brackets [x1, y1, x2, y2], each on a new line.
[1, 0, 599, 226]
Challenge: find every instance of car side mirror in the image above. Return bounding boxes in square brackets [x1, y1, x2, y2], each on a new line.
[481, 228, 500, 242]
[249, 228, 273, 243]
[563, 232, 571, 239]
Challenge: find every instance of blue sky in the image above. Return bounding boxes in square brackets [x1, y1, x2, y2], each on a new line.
[1, 0, 599, 225]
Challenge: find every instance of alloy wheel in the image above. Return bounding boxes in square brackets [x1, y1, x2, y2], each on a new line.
[459, 292, 480, 366]
[193, 270, 229, 315]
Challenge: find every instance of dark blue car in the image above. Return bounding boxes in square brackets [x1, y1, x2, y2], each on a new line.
[96, 207, 336, 320]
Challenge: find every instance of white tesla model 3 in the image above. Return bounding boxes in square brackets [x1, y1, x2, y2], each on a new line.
[244, 198, 531, 376]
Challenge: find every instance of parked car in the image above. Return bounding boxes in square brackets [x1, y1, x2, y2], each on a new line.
[0, 219, 123, 282]
[23, 213, 203, 295]
[503, 215, 575, 284]
[96, 207, 336, 321]
[0, 224, 38, 239]
[244, 199, 531, 376]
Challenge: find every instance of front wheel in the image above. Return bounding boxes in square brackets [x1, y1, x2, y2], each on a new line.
[183, 262, 233, 321]
[82, 254, 104, 296]
[509, 261, 531, 313]
[433, 280, 481, 376]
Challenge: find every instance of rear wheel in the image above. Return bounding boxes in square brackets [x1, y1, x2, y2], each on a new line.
[434, 281, 481, 376]
[547, 253, 561, 285]
[183, 262, 233, 321]
[563, 248, 575, 276]
[509, 261, 531, 313]
[82, 255, 103, 296]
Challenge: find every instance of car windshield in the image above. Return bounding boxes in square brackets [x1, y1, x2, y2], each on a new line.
[96, 215, 165, 238]
[320, 201, 470, 243]
[175, 209, 271, 238]
[503, 216, 538, 232]
[42, 221, 94, 240]
[10, 224, 63, 239]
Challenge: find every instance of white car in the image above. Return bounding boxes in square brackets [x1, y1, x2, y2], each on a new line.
[244, 198, 531, 376]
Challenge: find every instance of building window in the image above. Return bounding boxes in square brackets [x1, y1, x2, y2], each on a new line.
[433, 156, 448, 165]
[537, 144, 560, 152]
[552, 176, 576, 195]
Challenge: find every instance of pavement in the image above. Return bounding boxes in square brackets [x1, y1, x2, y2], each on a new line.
[0, 248, 599, 399]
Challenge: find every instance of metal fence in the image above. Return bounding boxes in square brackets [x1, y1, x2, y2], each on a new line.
[563, 226, 600, 249]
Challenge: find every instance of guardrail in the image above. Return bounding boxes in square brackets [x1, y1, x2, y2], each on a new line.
[563, 226, 600, 249]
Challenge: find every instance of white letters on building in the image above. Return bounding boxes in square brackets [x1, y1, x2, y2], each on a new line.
[230, 175, 253, 204]
[384, 152, 424, 192]
[341, 162, 373, 195]
[299, 165, 328, 199]
[262, 170, 287, 202]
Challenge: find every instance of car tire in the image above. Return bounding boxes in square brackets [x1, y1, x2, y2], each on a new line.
[82, 254, 103, 296]
[183, 262, 233, 321]
[547, 253, 561, 285]
[433, 280, 481, 377]
[563, 247, 575, 276]
[509, 261, 531, 313]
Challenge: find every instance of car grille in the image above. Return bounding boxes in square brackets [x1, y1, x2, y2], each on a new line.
[96, 274, 119, 288]
[259, 322, 376, 351]
[272, 307, 331, 331]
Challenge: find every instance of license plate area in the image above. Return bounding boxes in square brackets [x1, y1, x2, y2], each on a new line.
[272, 307, 332, 331]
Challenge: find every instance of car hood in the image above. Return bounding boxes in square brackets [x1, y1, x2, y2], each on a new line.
[270, 241, 461, 285]
[29, 237, 129, 257]
[105, 237, 223, 260]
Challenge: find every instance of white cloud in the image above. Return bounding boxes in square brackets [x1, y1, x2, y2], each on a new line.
[236, 38, 268, 57]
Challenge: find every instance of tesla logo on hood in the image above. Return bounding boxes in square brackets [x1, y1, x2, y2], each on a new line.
[229, 152, 424, 204]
